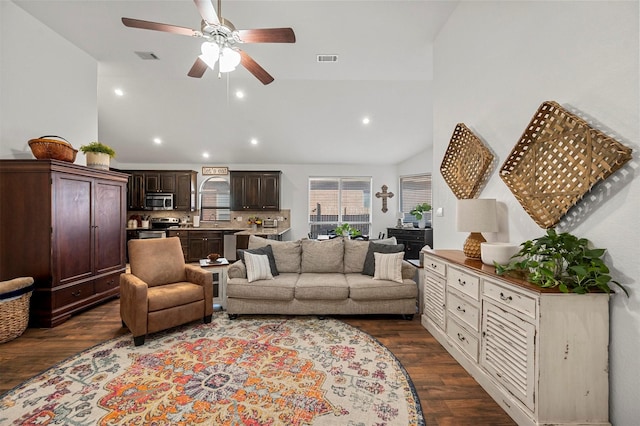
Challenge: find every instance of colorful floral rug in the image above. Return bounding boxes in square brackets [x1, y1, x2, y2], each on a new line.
[0, 314, 424, 425]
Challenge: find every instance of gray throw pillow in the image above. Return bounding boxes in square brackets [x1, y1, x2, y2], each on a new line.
[362, 242, 405, 276]
[237, 245, 279, 276]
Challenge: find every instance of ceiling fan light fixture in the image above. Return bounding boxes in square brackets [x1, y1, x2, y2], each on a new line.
[200, 41, 220, 68]
[219, 47, 241, 72]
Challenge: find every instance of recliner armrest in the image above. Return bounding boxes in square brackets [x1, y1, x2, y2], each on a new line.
[120, 273, 149, 337]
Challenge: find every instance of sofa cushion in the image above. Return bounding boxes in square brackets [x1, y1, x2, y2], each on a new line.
[343, 238, 370, 274]
[346, 274, 418, 301]
[227, 273, 298, 300]
[244, 252, 274, 283]
[295, 273, 349, 300]
[248, 235, 302, 273]
[301, 238, 344, 273]
[237, 245, 279, 276]
[362, 242, 405, 276]
[373, 251, 404, 284]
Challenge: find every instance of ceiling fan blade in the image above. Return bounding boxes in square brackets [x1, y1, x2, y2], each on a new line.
[239, 51, 274, 85]
[194, 0, 220, 25]
[188, 57, 208, 78]
[236, 28, 296, 43]
[122, 17, 199, 37]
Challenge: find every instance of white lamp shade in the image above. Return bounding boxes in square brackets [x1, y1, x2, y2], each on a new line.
[456, 198, 498, 232]
[219, 47, 241, 72]
[200, 41, 220, 69]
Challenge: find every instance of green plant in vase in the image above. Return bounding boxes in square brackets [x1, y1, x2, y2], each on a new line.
[495, 228, 627, 295]
[80, 141, 116, 170]
[79, 141, 116, 157]
[410, 203, 431, 228]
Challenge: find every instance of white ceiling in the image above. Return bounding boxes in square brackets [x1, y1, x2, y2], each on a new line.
[13, 0, 458, 165]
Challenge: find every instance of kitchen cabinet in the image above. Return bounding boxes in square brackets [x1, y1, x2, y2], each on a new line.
[127, 171, 145, 210]
[122, 170, 198, 211]
[387, 227, 433, 259]
[420, 250, 610, 426]
[0, 160, 128, 327]
[174, 171, 197, 211]
[145, 172, 175, 193]
[167, 229, 223, 262]
[230, 171, 281, 211]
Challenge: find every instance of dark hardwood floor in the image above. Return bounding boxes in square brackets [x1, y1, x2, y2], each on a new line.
[0, 300, 515, 425]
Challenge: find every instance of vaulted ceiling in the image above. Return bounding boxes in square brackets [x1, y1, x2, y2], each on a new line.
[13, 0, 458, 165]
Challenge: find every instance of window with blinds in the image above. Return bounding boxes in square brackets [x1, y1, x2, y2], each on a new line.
[308, 177, 372, 238]
[400, 173, 432, 225]
[199, 176, 231, 221]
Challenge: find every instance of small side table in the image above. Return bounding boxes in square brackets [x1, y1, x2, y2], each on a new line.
[199, 260, 229, 311]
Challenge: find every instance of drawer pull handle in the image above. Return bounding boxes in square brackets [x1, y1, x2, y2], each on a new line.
[456, 306, 466, 313]
[72, 290, 82, 297]
[499, 292, 513, 302]
[458, 278, 466, 286]
[457, 333, 466, 342]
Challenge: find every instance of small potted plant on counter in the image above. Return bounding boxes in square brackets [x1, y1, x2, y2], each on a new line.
[80, 141, 116, 170]
[495, 228, 628, 295]
[410, 203, 431, 229]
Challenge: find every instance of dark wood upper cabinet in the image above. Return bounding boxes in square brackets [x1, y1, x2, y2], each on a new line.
[123, 170, 197, 211]
[174, 172, 197, 211]
[230, 171, 281, 211]
[145, 172, 176, 193]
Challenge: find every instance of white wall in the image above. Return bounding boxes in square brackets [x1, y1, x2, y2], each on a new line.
[0, 1, 97, 163]
[433, 1, 639, 424]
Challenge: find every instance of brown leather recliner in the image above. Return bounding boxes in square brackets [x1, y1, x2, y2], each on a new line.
[120, 237, 213, 346]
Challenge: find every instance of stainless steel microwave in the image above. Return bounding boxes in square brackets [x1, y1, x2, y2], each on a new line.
[145, 193, 174, 210]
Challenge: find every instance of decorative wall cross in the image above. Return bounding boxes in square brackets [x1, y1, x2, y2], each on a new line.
[375, 185, 394, 213]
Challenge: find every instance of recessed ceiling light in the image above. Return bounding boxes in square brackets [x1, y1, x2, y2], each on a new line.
[153, 137, 162, 144]
[235, 90, 245, 99]
[114, 88, 124, 96]
[202, 152, 210, 158]
[250, 138, 259, 145]
[362, 117, 371, 125]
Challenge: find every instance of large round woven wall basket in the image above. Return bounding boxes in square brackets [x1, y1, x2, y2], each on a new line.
[86, 152, 110, 170]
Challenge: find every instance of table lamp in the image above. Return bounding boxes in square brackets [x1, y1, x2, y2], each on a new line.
[456, 198, 498, 259]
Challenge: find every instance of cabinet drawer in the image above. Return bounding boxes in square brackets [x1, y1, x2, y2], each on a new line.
[483, 280, 536, 319]
[53, 281, 95, 309]
[95, 273, 120, 294]
[446, 316, 479, 362]
[447, 267, 480, 300]
[423, 256, 446, 278]
[447, 289, 480, 332]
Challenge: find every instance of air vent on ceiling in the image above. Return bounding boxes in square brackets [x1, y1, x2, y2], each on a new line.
[135, 51, 160, 60]
[317, 54, 338, 63]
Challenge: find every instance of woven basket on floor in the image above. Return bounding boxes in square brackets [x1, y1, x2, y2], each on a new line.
[0, 277, 34, 343]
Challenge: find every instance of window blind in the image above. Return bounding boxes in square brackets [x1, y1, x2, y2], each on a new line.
[200, 177, 230, 221]
[400, 174, 432, 223]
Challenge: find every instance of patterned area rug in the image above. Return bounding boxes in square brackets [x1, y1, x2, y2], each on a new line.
[0, 314, 424, 425]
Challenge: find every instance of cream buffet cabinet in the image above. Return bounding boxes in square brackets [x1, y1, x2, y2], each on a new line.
[420, 249, 610, 426]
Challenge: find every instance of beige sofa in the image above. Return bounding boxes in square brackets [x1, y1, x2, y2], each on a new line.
[226, 236, 418, 319]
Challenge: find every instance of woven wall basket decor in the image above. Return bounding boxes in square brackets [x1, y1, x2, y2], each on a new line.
[440, 123, 494, 199]
[500, 101, 632, 229]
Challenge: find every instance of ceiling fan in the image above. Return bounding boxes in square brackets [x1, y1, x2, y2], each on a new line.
[122, 0, 296, 85]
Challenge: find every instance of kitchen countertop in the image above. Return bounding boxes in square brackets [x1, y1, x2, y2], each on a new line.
[234, 227, 290, 236]
[165, 225, 291, 236]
